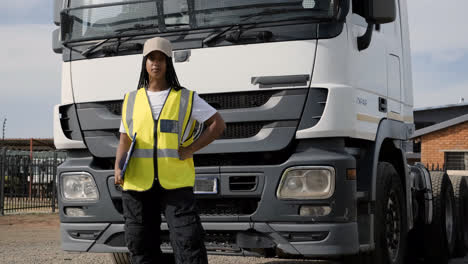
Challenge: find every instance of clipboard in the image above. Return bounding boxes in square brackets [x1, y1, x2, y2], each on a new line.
[119, 132, 137, 180]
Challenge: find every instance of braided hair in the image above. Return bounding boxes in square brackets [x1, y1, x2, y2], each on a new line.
[136, 55, 182, 91]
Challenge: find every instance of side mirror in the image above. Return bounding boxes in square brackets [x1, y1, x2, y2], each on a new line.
[364, 0, 396, 24]
[52, 28, 63, 54]
[60, 11, 73, 42]
[354, 0, 396, 51]
[54, 0, 66, 26]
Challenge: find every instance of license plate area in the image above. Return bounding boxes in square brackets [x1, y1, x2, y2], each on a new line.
[194, 176, 218, 194]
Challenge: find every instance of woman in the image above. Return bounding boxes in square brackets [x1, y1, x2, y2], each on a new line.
[114, 37, 225, 264]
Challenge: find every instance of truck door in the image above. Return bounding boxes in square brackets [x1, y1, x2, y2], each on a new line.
[348, 2, 388, 135]
[382, 0, 403, 117]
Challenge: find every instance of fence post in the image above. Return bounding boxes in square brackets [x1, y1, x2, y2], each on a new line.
[52, 152, 57, 213]
[0, 148, 6, 216]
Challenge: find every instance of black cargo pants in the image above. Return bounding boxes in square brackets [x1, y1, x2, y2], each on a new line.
[122, 181, 208, 264]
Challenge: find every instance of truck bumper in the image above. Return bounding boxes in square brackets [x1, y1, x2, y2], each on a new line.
[58, 140, 358, 258]
[61, 221, 359, 257]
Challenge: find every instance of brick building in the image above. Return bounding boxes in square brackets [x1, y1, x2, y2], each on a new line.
[412, 114, 468, 170]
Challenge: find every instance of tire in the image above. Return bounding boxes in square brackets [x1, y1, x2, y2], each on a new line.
[343, 162, 407, 264]
[463, 177, 468, 251]
[109, 253, 130, 264]
[449, 174, 468, 257]
[423, 171, 456, 264]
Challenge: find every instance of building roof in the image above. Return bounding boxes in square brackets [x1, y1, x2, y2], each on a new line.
[0, 138, 55, 151]
[412, 113, 468, 138]
[414, 101, 468, 112]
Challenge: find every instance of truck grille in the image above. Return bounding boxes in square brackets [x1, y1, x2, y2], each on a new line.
[221, 122, 266, 139]
[199, 90, 276, 110]
[103, 89, 277, 115]
[197, 198, 260, 216]
[161, 231, 240, 253]
[104, 101, 123, 116]
[114, 122, 267, 140]
[111, 197, 260, 216]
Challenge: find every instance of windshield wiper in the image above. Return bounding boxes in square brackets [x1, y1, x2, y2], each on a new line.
[81, 22, 190, 57]
[81, 23, 159, 57]
[202, 24, 243, 45]
[202, 8, 309, 46]
[225, 27, 273, 43]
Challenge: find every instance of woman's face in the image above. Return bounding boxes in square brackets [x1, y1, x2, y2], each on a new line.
[146, 50, 167, 81]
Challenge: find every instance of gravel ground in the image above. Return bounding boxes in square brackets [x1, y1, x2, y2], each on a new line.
[0, 213, 467, 264]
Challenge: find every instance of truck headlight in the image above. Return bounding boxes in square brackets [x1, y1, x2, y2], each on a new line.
[61, 172, 99, 201]
[277, 166, 335, 199]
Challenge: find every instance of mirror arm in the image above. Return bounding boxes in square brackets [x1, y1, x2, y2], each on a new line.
[358, 22, 374, 51]
[336, 0, 350, 22]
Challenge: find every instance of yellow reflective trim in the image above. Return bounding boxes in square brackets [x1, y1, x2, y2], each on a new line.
[122, 93, 130, 136]
[133, 149, 153, 158]
[158, 148, 179, 158]
[125, 91, 137, 136]
[180, 90, 194, 145]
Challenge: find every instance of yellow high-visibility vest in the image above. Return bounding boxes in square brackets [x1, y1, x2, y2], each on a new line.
[121, 87, 197, 191]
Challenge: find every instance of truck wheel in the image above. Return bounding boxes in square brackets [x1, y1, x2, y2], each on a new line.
[424, 171, 456, 264]
[109, 253, 130, 264]
[449, 174, 468, 257]
[463, 176, 468, 251]
[372, 162, 407, 264]
[343, 162, 407, 264]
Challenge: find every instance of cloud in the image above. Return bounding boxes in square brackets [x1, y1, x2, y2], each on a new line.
[406, 0, 468, 108]
[0, 0, 53, 24]
[0, 24, 61, 138]
[407, 0, 468, 61]
[413, 72, 468, 108]
[414, 82, 468, 108]
[0, 0, 45, 9]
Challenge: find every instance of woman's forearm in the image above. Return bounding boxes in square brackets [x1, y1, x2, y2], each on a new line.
[188, 112, 225, 153]
[115, 133, 132, 171]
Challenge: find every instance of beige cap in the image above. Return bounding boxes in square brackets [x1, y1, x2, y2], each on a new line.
[143, 37, 172, 57]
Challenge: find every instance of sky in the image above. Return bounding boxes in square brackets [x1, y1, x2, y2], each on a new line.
[0, 0, 468, 138]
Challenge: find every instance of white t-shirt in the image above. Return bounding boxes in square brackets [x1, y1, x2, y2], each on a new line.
[119, 89, 217, 133]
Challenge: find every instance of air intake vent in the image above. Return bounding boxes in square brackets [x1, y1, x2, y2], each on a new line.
[298, 88, 329, 130]
[58, 104, 82, 141]
[59, 106, 72, 139]
[104, 101, 123, 116]
[222, 122, 267, 139]
[199, 90, 276, 110]
[229, 176, 258, 191]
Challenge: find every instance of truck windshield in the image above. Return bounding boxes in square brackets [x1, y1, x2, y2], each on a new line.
[62, 0, 335, 42]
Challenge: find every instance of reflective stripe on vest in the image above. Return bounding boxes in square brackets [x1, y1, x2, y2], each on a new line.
[121, 88, 195, 191]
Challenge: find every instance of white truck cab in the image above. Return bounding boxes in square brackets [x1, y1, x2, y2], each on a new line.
[53, 1, 462, 263]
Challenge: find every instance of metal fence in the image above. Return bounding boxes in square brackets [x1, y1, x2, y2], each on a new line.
[0, 148, 66, 215]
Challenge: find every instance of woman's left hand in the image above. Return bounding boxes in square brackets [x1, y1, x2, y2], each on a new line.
[178, 146, 194, 160]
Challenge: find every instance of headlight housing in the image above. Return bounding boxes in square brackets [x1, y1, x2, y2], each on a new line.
[61, 172, 99, 201]
[277, 166, 335, 199]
